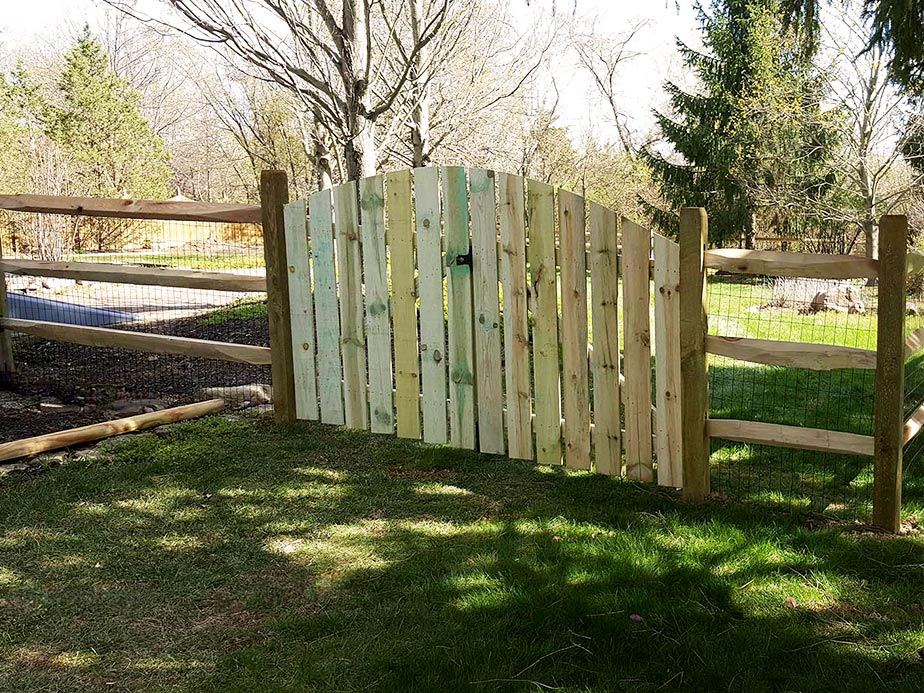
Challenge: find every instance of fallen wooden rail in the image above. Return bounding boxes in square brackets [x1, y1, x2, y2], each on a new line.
[707, 418, 875, 457]
[1, 258, 266, 292]
[0, 194, 262, 224]
[0, 399, 227, 462]
[1, 318, 271, 365]
[704, 248, 879, 279]
[705, 335, 877, 370]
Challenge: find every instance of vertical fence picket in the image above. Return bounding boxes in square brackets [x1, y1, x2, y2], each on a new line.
[679, 208, 709, 500]
[589, 202, 621, 475]
[559, 189, 591, 470]
[527, 180, 561, 465]
[414, 167, 449, 444]
[283, 200, 319, 421]
[498, 173, 532, 460]
[0, 238, 15, 384]
[873, 215, 907, 532]
[443, 166, 476, 449]
[470, 168, 504, 454]
[387, 169, 422, 439]
[310, 189, 345, 425]
[653, 233, 682, 486]
[622, 218, 653, 481]
[360, 175, 394, 434]
[333, 182, 369, 430]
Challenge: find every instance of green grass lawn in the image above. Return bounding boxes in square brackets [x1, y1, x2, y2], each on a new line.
[65, 252, 265, 271]
[2, 415, 924, 692]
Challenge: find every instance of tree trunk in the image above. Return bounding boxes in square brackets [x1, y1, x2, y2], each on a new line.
[342, 0, 377, 180]
[409, 0, 431, 167]
[864, 217, 879, 286]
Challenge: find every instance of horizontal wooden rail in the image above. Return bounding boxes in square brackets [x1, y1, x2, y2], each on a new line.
[706, 335, 877, 370]
[1, 259, 266, 292]
[704, 248, 879, 279]
[707, 418, 875, 456]
[907, 252, 924, 277]
[0, 194, 262, 224]
[904, 404, 924, 446]
[1, 318, 271, 365]
[905, 326, 924, 360]
[0, 399, 227, 462]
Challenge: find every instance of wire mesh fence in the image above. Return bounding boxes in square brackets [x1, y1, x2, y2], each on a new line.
[1, 213, 269, 443]
[707, 273, 878, 520]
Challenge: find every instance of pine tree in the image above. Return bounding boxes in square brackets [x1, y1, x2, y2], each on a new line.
[641, 0, 837, 245]
[48, 27, 171, 201]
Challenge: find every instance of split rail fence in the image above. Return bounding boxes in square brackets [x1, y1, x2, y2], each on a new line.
[0, 194, 275, 388]
[2, 171, 920, 533]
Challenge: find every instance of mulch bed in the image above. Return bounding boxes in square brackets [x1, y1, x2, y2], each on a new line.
[0, 313, 270, 443]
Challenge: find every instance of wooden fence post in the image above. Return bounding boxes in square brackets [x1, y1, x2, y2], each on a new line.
[260, 170, 297, 425]
[679, 208, 709, 500]
[873, 214, 907, 532]
[0, 238, 14, 386]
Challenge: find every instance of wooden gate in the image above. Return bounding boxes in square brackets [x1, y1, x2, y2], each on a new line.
[280, 167, 683, 485]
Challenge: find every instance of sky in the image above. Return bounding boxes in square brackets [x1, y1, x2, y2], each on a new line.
[0, 0, 700, 145]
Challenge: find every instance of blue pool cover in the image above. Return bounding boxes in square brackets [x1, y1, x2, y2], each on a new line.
[7, 293, 135, 327]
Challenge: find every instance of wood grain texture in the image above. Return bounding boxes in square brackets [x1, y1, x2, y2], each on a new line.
[679, 208, 710, 500]
[705, 335, 877, 370]
[498, 173, 532, 460]
[260, 170, 296, 424]
[1, 318, 272, 365]
[443, 166, 476, 449]
[873, 215, 907, 532]
[621, 218, 653, 481]
[333, 181, 369, 430]
[470, 168, 504, 454]
[283, 200, 319, 421]
[387, 169, 421, 439]
[559, 189, 591, 470]
[360, 175, 394, 434]
[904, 403, 924, 446]
[0, 193, 262, 224]
[414, 167, 448, 444]
[0, 258, 267, 292]
[707, 418, 874, 457]
[527, 179, 561, 466]
[704, 248, 878, 279]
[589, 202, 621, 475]
[653, 234, 682, 487]
[309, 188, 345, 425]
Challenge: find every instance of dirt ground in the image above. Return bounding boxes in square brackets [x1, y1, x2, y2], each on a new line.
[0, 311, 270, 443]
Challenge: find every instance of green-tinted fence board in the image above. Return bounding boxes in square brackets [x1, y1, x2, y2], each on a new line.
[309, 189, 345, 425]
[333, 181, 369, 430]
[498, 172, 532, 460]
[470, 168, 504, 454]
[387, 169, 421, 439]
[559, 188, 591, 470]
[283, 200, 319, 421]
[414, 167, 448, 444]
[360, 175, 394, 434]
[527, 179, 561, 465]
[443, 166, 476, 450]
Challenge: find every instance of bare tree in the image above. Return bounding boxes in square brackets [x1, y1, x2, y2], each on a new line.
[570, 19, 647, 154]
[105, 0, 453, 180]
[822, 2, 924, 263]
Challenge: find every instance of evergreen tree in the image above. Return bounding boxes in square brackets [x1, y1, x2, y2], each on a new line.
[47, 27, 171, 201]
[641, 0, 837, 244]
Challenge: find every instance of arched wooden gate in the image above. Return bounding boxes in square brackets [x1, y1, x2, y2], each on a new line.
[279, 166, 683, 486]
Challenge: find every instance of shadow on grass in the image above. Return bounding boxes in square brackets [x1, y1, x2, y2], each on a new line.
[1, 417, 924, 692]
